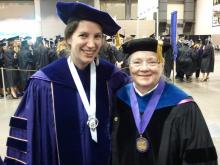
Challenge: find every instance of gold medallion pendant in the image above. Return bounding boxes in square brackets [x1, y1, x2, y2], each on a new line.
[136, 135, 149, 152]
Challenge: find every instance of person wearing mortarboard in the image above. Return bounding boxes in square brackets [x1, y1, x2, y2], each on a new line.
[17, 39, 35, 92]
[161, 38, 173, 81]
[23, 36, 33, 51]
[48, 38, 54, 48]
[33, 36, 50, 70]
[4, 2, 129, 165]
[54, 35, 63, 45]
[99, 35, 123, 66]
[200, 39, 215, 82]
[46, 38, 57, 63]
[0, 41, 7, 98]
[176, 39, 198, 82]
[111, 38, 217, 165]
[2, 36, 20, 99]
[47, 38, 58, 63]
[192, 39, 203, 80]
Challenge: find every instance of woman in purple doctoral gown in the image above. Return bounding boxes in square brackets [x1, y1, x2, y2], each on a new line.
[4, 2, 129, 165]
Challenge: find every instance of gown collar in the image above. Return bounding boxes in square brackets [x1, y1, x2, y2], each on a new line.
[133, 82, 158, 97]
[117, 82, 191, 110]
[31, 57, 77, 88]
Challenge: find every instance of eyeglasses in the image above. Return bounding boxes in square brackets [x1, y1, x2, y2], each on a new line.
[129, 60, 160, 68]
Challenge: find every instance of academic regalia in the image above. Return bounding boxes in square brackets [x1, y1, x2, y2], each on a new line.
[194, 46, 203, 78]
[112, 81, 218, 165]
[56, 2, 120, 36]
[18, 42, 35, 90]
[201, 44, 215, 73]
[99, 44, 122, 64]
[3, 48, 18, 88]
[33, 46, 49, 70]
[0, 50, 4, 88]
[48, 47, 58, 63]
[4, 57, 129, 165]
[176, 44, 195, 79]
[163, 45, 173, 79]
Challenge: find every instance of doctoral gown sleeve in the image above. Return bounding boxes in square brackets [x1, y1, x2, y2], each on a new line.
[108, 68, 130, 94]
[162, 102, 218, 165]
[4, 78, 58, 165]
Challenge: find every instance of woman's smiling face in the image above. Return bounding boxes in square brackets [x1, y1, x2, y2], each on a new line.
[67, 20, 103, 69]
[129, 51, 164, 93]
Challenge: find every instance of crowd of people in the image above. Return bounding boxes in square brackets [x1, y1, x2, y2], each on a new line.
[0, 35, 68, 99]
[0, 29, 216, 100]
[175, 37, 215, 83]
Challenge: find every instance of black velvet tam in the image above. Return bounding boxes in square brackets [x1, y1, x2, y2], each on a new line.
[122, 38, 158, 55]
[56, 2, 121, 36]
[122, 37, 172, 56]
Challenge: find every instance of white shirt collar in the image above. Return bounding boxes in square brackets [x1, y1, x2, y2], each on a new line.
[133, 82, 159, 97]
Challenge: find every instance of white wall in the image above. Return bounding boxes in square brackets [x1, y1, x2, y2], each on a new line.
[167, 4, 184, 20]
[195, 0, 220, 35]
[0, 1, 34, 19]
[118, 20, 155, 38]
[100, 2, 137, 20]
[0, 1, 36, 39]
[41, 16, 66, 39]
[39, 0, 66, 39]
[1, 0, 220, 39]
[40, 1, 154, 39]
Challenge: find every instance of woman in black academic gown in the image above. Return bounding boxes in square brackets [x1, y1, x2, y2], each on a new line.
[18, 40, 35, 91]
[0, 44, 5, 97]
[111, 38, 218, 165]
[200, 39, 215, 81]
[3, 42, 19, 98]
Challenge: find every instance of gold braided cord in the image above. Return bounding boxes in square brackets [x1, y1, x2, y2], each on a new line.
[157, 40, 164, 63]
[115, 32, 121, 49]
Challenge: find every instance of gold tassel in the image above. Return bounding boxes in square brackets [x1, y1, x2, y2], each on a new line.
[157, 40, 164, 63]
[115, 32, 121, 49]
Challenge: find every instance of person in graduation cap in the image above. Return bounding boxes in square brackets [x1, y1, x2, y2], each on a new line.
[0, 41, 6, 98]
[4, 1, 129, 165]
[111, 37, 218, 165]
[17, 40, 35, 92]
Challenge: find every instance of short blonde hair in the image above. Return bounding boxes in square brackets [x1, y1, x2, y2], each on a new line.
[56, 40, 68, 55]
